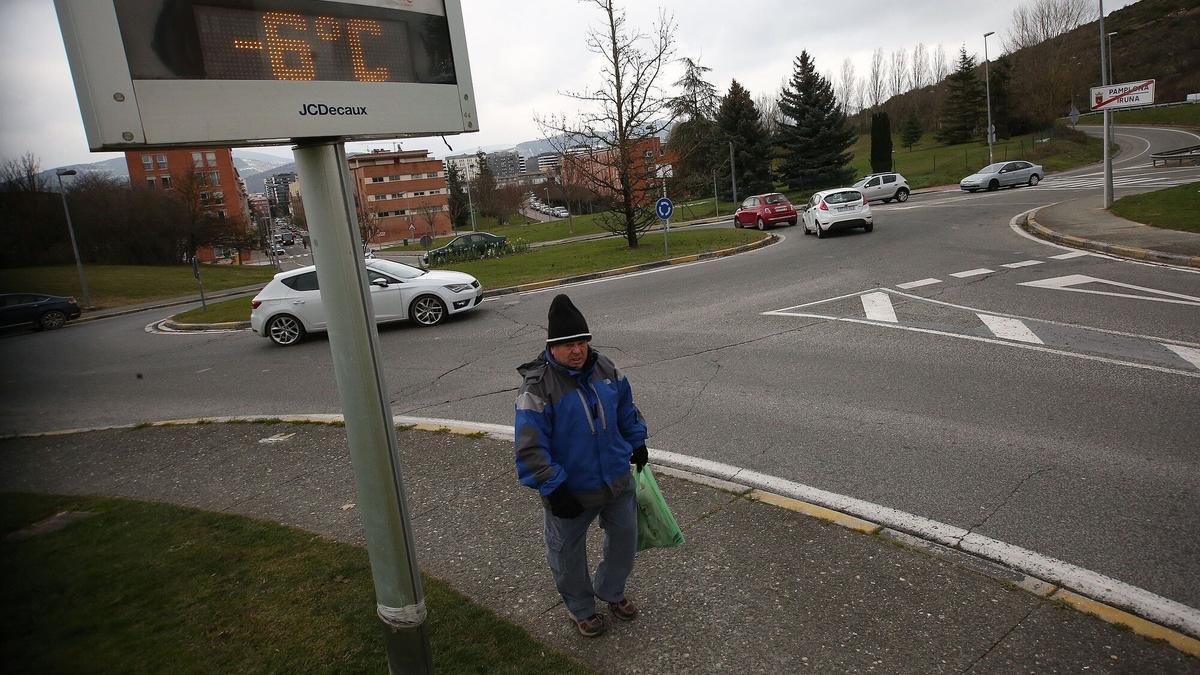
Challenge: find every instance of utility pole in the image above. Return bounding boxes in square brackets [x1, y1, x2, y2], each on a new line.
[54, 169, 91, 308]
[712, 168, 719, 217]
[983, 31, 995, 165]
[1099, 0, 1114, 208]
[728, 141, 737, 204]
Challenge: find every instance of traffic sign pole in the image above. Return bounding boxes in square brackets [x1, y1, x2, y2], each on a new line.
[656, 195, 674, 257]
[295, 139, 432, 674]
[1099, 1, 1114, 208]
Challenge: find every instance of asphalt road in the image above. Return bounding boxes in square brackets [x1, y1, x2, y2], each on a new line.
[2, 125, 1198, 611]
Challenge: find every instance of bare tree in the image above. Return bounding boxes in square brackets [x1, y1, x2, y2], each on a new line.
[411, 204, 444, 238]
[888, 48, 910, 98]
[931, 44, 950, 83]
[911, 43, 929, 90]
[1005, 0, 1098, 52]
[753, 89, 781, 136]
[0, 153, 47, 193]
[837, 58, 858, 115]
[536, 0, 676, 247]
[867, 48, 886, 109]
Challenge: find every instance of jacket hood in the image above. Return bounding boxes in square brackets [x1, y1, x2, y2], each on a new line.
[517, 348, 598, 378]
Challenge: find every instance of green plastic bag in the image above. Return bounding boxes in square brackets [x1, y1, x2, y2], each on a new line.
[634, 466, 685, 552]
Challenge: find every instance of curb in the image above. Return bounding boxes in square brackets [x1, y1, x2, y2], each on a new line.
[1021, 209, 1200, 270]
[7, 414, 1200, 659]
[77, 285, 263, 325]
[164, 233, 778, 330]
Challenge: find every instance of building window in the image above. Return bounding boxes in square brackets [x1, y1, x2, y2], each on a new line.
[371, 176, 384, 183]
[160, 175, 173, 189]
[146, 176, 156, 189]
[214, 191, 225, 204]
[141, 154, 153, 170]
[192, 152, 203, 168]
[426, 172, 438, 178]
[156, 154, 168, 169]
[218, 210, 227, 220]
[205, 152, 217, 167]
[200, 191, 209, 203]
[210, 171, 220, 186]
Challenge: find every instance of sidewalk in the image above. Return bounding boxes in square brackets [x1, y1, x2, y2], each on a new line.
[1024, 194, 1200, 268]
[1, 421, 1195, 672]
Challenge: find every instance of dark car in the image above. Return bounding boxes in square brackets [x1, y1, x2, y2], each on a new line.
[733, 193, 798, 230]
[422, 232, 508, 264]
[0, 293, 82, 331]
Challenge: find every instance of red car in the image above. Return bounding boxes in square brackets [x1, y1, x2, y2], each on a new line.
[733, 193, 798, 230]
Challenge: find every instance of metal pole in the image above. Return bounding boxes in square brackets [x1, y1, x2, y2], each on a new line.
[728, 141, 737, 204]
[466, 184, 476, 232]
[55, 172, 91, 308]
[983, 31, 995, 165]
[712, 169, 719, 217]
[292, 139, 432, 675]
[1099, 0, 1113, 208]
[661, 179, 669, 257]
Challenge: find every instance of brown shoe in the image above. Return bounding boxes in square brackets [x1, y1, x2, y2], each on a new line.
[608, 598, 639, 621]
[572, 613, 607, 637]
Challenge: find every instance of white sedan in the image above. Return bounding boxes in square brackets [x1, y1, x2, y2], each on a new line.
[250, 259, 483, 346]
[801, 188, 873, 238]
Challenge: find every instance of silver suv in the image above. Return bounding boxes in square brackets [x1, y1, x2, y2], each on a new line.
[852, 172, 910, 204]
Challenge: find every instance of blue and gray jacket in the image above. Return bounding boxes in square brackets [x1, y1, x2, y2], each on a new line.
[515, 348, 648, 508]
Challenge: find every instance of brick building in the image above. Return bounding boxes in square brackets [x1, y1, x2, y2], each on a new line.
[124, 147, 251, 262]
[348, 149, 451, 242]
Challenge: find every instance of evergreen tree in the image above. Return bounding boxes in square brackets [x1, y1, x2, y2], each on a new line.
[715, 79, 773, 200]
[936, 47, 985, 145]
[775, 51, 856, 190]
[870, 112, 893, 173]
[666, 57, 720, 199]
[900, 113, 923, 151]
[445, 161, 470, 230]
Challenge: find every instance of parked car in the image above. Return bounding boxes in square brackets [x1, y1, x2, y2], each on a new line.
[0, 292, 82, 331]
[960, 161, 1043, 192]
[733, 193, 799, 230]
[801, 188, 873, 238]
[250, 259, 483, 346]
[852, 172, 910, 203]
[271, 244, 286, 255]
[421, 232, 508, 264]
[552, 207, 569, 218]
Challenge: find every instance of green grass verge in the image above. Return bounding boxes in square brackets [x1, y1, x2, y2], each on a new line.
[0, 265, 276, 310]
[1109, 181, 1200, 233]
[172, 295, 256, 323]
[1078, 104, 1200, 128]
[442, 228, 765, 290]
[0, 492, 590, 674]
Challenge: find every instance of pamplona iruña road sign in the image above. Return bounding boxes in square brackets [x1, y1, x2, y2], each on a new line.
[55, 2, 478, 671]
[1090, 79, 1155, 111]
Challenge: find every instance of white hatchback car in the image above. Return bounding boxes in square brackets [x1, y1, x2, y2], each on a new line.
[801, 188, 873, 238]
[250, 259, 483, 346]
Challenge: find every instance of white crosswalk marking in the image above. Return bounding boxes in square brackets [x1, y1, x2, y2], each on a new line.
[950, 268, 994, 278]
[977, 314, 1044, 344]
[1039, 173, 1197, 190]
[896, 278, 941, 289]
[861, 292, 898, 323]
[1050, 251, 1090, 260]
[1162, 344, 1200, 370]
[1001, 260, 1043, 269]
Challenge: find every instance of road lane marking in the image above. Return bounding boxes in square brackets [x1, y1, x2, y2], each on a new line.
[860, 292, 898, 322]
[1020, 274, 1200, 307]
[1001, 260, 1044, 269]
[1162, 344, 1200, 370]
[896, 278, 941, 289]
[978, 314, 1044, 344]
[950, 268, 995, 278]
[1050, 251, 1090, 259]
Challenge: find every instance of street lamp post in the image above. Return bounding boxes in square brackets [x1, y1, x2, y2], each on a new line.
[983, 31, 995, 166]
[55, 169, 91, 308]
[1099, 0, 1113, 207]
[1106, 31, 1117, 84]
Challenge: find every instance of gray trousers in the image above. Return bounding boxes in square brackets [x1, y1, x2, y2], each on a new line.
[543, 486, 637, 620]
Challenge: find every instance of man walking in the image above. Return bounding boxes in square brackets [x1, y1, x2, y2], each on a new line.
[514, 294, 649, 637]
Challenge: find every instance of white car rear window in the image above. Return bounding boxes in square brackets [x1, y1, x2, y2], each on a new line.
[825, 191, 862, 205]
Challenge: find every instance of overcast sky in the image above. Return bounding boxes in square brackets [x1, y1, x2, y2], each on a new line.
[0, 0, 1135, 171]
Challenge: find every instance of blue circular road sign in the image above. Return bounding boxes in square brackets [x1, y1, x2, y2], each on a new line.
[655, 197, 674, 220]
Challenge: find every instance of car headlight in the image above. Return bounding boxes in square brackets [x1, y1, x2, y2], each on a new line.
[444, 283, 473, 293]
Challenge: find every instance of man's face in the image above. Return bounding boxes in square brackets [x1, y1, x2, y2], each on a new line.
[549, 339, 589, 369]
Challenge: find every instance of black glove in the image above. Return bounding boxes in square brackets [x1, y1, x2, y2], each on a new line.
[631, 444, 648, 473]
[547, 484, 585, 519]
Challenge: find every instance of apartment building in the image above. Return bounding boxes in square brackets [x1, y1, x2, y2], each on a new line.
[348, 149, 451, 240]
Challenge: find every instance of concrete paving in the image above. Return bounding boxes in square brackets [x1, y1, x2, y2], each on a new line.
[1, 422, 1195, 673]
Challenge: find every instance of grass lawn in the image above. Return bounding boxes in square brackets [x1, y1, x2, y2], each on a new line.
[452, 228, 765, 289]
[0, 265, 276, 310]
[0, 492, 591, 674]
[1109, 181, 1200, 233]
[172, 295, 256, 323]
[1078, 104, 1200, 129]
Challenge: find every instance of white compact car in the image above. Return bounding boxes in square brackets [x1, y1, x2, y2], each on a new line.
[801, 188, 873, 238]
[250, 259, 483, 346]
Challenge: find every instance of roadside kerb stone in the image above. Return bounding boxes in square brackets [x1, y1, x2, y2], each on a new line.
[1022, 210, 1200, 269]
[164, 233, 778, 330]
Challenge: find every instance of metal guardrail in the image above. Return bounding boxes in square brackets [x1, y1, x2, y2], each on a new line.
[1150, 145, 1200, 167]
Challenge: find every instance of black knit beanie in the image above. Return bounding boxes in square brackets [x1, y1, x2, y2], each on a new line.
[546, 294, 591, 345]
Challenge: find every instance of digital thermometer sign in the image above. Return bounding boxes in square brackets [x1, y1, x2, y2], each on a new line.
[55, 0, 476, 149]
